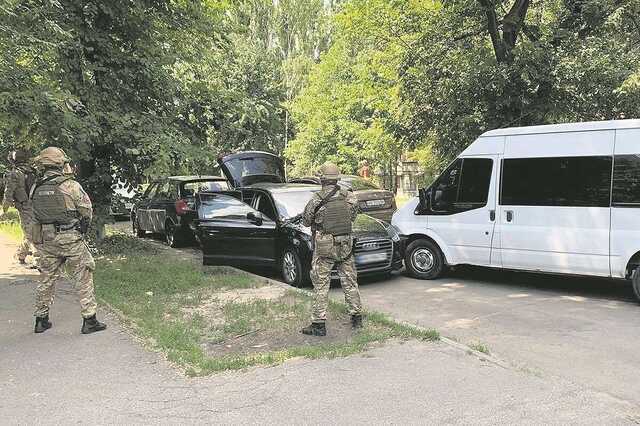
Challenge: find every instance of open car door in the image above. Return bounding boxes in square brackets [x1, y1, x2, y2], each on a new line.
[195, 192, 277, 267]
[217, 151, 286, 188]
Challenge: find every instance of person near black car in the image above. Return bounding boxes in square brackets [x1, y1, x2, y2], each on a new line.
[300, 162, 363, 337]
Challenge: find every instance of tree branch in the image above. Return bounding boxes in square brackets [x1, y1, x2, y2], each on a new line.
[477, 0, 507, 62]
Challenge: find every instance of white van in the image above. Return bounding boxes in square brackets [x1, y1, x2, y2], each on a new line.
[392, 119, 640, 299]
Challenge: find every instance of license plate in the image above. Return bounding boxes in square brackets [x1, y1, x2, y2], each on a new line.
[366, 199, 385, 207]
[356, 253, 388, 264]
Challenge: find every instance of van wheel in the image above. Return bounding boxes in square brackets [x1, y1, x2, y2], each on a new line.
[405, 239, 445, 280]
[632, 266, 640, 302]
[281, 249, 308, 287]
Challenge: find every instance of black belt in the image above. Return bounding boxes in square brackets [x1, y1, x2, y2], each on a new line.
[53, 223, 78, 232]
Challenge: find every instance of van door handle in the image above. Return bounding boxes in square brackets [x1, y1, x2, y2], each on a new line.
[489, 210, 496, 222]
[506, 210, 514, 223]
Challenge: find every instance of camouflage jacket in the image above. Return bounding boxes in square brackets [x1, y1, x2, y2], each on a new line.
[2, 166, 28, 210]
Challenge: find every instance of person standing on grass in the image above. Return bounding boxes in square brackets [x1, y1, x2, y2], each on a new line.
[1, 149, 38, 268]
[300, 162, 363, 337]
[30, 147, 106, 335]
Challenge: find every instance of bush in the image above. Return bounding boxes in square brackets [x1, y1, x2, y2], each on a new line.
[0, 208, 20, 223]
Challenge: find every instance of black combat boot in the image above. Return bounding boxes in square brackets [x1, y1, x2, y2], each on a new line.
[351, 314, 363, 330]
[34, 315, 52, 334]
[301, 322, 327, 336]
[81, 315, 107, 334]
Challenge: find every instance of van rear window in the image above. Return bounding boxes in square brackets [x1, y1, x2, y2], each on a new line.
[613, 155, 640, 206]
[501, 156, 612, 207]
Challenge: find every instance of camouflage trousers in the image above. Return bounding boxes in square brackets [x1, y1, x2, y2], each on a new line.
[15, 203, 37, 263]
[34, 228, 97, 318]
[310, 234, 362, 322]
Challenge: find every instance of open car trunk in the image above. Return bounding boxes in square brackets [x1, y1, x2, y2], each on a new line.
[217, 151, 286, 188]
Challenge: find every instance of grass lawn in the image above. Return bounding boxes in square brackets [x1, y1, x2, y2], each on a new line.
[94, 234, 439, 376]
[0, 208, 23, 241]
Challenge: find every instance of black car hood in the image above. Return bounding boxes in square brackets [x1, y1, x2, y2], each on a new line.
[286, 214, 387, 239]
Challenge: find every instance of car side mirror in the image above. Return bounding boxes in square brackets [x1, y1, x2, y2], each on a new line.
[247, 211, 263, 226]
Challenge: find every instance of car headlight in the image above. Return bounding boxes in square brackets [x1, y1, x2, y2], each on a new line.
[385, 223, 401, 242]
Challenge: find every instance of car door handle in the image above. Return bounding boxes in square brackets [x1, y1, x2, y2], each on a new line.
[489, 210, 496, 222]
[505, 210, 514, 223]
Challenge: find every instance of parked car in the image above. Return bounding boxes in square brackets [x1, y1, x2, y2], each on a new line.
[109, 184, 137, 220]
[131, 175, 228, 247]
[391, 119, 640, 300]
[290, 175, 396, 222]
[192, 151, 404, 286]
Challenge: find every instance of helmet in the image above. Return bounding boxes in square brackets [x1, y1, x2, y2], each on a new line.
[35, 147, 70, 168]
[7, 151, 15, 164]
[317, 162, 341, 181]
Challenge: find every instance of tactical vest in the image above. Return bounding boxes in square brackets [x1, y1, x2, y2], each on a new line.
[31, 175, 77, 224]
[318, 191, 352, 236]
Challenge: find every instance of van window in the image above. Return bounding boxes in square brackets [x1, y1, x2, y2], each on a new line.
[501, 156, 612, 207]
[431, 158, 492, 214]
[613, 154, 640, 206]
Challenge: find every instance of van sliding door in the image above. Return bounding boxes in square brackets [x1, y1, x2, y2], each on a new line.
[499, 131, 614, 277]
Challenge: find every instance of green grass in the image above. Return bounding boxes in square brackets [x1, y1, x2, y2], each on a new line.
[0, 208, 23, 241]
[93, 234, 439, 376]
[469, 342, 490, 355]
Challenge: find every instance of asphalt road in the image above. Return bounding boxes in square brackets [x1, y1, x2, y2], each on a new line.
[339, 267, 640, 413]
[3, 228, 640, 423]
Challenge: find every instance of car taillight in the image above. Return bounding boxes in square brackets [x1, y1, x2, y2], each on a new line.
[175, 199, 190, 215]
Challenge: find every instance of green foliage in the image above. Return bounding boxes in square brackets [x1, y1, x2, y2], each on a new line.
[289, 0, 640, 180]
[401, 0, 640, 160]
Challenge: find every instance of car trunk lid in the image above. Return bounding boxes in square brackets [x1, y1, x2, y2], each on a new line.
[217, 151, 285, 188]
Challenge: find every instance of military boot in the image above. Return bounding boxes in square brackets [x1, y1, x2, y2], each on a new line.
[81, 315, 107, 334]
[34, 315, 52, 334]
[301, 322, 326, 336]
[351, 314, 363, 329]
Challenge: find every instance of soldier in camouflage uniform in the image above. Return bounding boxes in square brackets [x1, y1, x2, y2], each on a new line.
[31, 147, 106, 334]
[2, 149, 37, 266]
[301, 162, 363, 336]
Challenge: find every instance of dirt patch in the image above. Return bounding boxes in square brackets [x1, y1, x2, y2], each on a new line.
[203, 314, 358, 357]
[215, 285, 286, 303]
[181, 286, 288, 326]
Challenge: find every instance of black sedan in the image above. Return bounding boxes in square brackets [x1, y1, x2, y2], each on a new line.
[193, 183, 404, 287]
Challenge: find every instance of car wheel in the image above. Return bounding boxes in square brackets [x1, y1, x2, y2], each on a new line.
[132, 216, 146, 238]
[632, 266, 640, 302]
[281, 249, 308, 287]
[405, 239, 445, 280]
[165, 221, 181, 248]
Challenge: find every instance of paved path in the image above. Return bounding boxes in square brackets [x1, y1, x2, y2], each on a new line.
[1, 235, 637, 424]
[339, 267, 640, 419]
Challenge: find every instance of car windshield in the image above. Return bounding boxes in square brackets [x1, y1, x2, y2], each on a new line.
[341, 177, 379, 191]
[182, 180, 228, 197]
[272, 190, 319, 219]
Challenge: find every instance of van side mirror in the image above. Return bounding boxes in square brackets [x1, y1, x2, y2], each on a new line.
[247, 211, 263, 226]
[416, 188, 431, 214]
